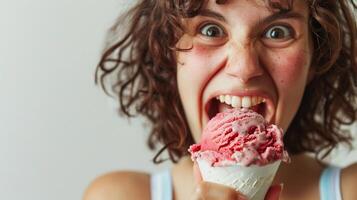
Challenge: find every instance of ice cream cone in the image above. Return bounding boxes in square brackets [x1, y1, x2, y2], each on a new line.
[197, 158, 281, 200]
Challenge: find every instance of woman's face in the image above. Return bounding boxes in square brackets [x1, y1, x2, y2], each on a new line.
[176, 0, 313, 143]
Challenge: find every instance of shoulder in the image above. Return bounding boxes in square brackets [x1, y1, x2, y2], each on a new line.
[83, 171, 151, 200]
[341, 163, 357, 200]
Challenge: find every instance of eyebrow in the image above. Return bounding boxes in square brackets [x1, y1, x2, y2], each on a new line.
[198, 9, 227, 22]
[258, 11, 305, 26]
[197, 9, 305, 25]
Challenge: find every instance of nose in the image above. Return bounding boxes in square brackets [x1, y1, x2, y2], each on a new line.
[224, 41, 263, 83]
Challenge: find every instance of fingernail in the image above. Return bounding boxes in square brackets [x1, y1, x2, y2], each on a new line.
[195, 187, 201, 194]
[279, 183, 284, 189]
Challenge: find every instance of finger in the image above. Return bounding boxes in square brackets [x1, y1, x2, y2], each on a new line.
[193, 161, 203, 185]
[264, 184, 283, 200]
[191, 187, 202, 200]
[197, 181, 248, 200]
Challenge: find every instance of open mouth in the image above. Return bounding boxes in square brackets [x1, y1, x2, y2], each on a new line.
[206, 95, 270, 121]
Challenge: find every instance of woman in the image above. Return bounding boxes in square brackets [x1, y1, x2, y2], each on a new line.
[84, 0, 357, 199]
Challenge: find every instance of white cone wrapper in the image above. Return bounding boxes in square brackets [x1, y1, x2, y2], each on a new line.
[197, 158, 281, 200]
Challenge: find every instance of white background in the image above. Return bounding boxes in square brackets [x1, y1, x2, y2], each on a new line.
[0, 0, 356, 200]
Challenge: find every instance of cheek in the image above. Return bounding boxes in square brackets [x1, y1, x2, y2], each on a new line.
[187, 43, 220, 70]
[270, 50, 311, 89]
[177, 43, 225, 139]
[193, 43, 217, 58]
[177, 43, 224, 88]
[266, 48, 311, 130]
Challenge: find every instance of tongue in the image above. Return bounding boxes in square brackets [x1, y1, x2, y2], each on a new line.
[218, 103, 233, 113]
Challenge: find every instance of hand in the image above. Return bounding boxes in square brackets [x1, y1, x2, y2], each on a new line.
[264, 184, 283, 200]
[192, 162, 283, 200]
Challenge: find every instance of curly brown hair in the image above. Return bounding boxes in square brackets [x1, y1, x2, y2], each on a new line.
[95, 0, 357, 163]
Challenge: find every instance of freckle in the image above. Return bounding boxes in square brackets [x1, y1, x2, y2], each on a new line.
[280, 79, 285, 84]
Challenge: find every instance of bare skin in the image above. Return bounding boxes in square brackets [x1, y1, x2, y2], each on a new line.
[83, 0, 357, 199]
[83, 154, 357, 200]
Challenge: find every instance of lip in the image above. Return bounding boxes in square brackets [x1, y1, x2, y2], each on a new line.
[202, 89, 276, 127]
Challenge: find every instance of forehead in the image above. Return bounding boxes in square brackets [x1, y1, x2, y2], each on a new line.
[204, 0, 308, 14]
[195, 0, 309, 27]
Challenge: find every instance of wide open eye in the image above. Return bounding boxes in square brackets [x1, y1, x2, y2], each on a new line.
[264, 25, 293, 40]
[199, 23, 226, 38]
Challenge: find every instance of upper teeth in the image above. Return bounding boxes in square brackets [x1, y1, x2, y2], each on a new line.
[216, 95, 265, 108]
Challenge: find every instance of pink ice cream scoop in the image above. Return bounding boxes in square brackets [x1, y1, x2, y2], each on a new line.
[189, 108, 289, 167]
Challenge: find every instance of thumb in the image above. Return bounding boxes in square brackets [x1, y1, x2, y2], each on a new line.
[264, 184, 283, 200]
[193, 161, 203, 185]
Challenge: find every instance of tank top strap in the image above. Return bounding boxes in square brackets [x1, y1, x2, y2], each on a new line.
[150, 169, 172, 200]
[319, 166, 342, 200]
